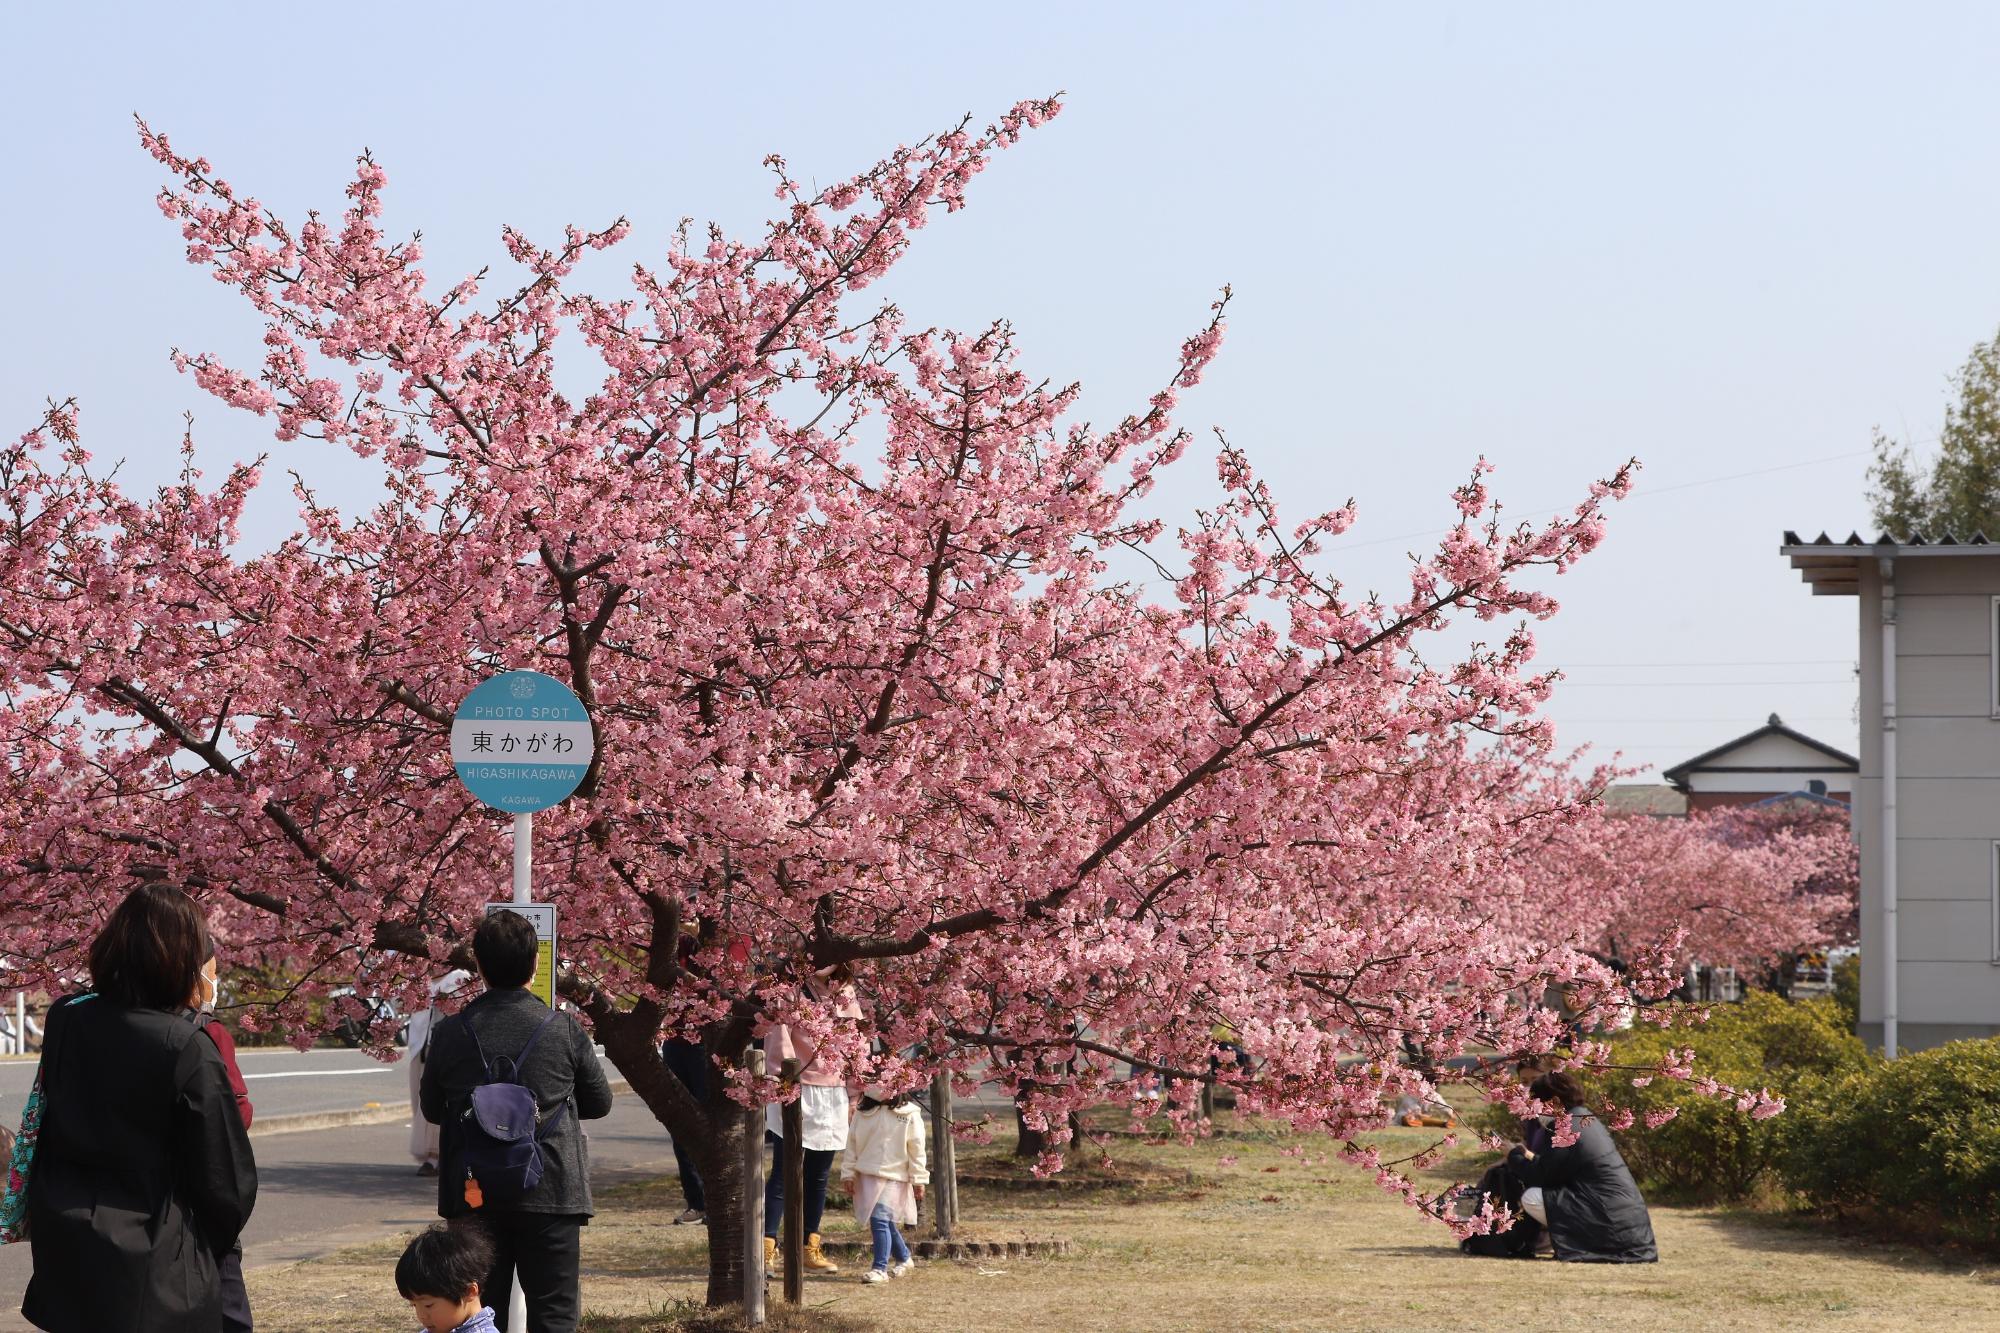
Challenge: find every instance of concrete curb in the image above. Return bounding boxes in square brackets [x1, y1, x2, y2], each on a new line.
[953, 1167, 1197, 1192]
[248, 1105, 409, 1138]
[247, 1078, 632, 1139]
[816, 1236, 1071, 1261]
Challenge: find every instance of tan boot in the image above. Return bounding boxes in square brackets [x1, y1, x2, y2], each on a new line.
[804, 1232, 839, 1274]
[763, 1234, 777, 1275]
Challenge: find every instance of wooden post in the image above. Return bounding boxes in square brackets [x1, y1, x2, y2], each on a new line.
[742, 1046, 767, 1326]
[930, 1070, 958, 1239]
[780, 1057, 804, 1304]
[1200, 1080, 1216, 1122]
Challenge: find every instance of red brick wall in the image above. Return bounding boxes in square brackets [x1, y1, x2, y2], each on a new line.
[1687, 790, 1785, 812]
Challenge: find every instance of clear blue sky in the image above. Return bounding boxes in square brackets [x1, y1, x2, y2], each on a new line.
[10, 2, 2000, 773]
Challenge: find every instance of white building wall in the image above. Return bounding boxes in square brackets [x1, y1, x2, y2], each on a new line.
[1686, 770, 1856, 795]
[1858, 558, 2000, 1049]
[1681, 731, 1856, 795]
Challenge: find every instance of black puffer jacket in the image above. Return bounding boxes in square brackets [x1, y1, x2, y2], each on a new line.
[23, 993, 259, 1332]
[1507, 1106, 1657, 1263]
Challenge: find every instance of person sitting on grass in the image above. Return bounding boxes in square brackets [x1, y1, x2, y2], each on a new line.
[1456, 1061, 1555, 1258]
[398, 1221, 498, 1333]
[1506, 1070, 1658, 1264]
[840, 1086, 929, 1284]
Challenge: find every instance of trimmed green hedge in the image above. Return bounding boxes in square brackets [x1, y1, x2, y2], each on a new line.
[1467, 991, 2000, 1247]
[1586, 992, 1868, 1203]
[1778, 1037, 2000, 1248]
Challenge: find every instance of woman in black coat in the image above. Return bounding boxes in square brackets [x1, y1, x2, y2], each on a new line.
[22, 885, 260, 1332]
[1506, 1070, 1657, 1263]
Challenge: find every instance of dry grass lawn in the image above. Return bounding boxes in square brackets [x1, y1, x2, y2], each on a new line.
[246, 1119, 2000, 1332]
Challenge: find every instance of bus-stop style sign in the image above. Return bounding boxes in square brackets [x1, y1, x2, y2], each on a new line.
[450, 670, 594, 812]
[484, 902, 559, 1008]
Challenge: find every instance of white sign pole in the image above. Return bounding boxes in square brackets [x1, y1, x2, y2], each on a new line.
[508, 810, 531, 1333]
[513, 811, 532, 907]
[450, 668, 591, 1333]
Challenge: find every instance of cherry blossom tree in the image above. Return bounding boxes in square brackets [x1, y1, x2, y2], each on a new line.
[1718, 800, 1860, 963]
[0, 99, 1779, 1300]
[1529, 802, 1857, 982]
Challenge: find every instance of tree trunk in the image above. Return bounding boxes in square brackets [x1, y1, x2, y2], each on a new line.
[1763, 952, 1798, 1000]
[1010, 1050, 1087, 1162]
[928, 1071, 958, 1239]
[595, 1013, 751, 1307]
[1013, 1096, 1085, 1161]
[691, 1139, 748, 1308]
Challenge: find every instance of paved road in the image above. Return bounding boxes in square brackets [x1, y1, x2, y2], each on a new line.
[0, 1092, 680, 1331]
[0, 1048, 1012, 1127]
[0, 1049, 1019, 1330]
[0, 1045, 623, 1120]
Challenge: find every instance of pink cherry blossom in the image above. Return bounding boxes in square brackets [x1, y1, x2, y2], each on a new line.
[0, 101, 1822, 1305]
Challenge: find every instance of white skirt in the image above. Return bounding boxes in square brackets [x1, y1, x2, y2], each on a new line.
[853, 1173, 918, 1227]
[766, 1083, 850, 1150]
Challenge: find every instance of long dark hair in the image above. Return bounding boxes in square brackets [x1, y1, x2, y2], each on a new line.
[88, 885, 211, 1010]
[1529, 1070, 1587, 1111]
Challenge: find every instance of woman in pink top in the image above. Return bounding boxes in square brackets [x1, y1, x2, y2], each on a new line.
[761, 969, 863, 1276]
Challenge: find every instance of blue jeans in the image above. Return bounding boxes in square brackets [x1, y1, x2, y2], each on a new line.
[662, 1039, 706, 1211]
[764, 1134, 836, 1240]
[869, 1199, 911, 1272]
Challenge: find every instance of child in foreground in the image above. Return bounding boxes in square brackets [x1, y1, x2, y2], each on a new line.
[840, 1086, 929, 1283]
[398, 1221, 498, 1333]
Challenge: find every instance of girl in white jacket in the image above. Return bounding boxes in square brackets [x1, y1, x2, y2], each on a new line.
[840, 1088, 929, 1283]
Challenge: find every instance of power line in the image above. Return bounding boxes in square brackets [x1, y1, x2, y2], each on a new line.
[1603, 745, 1856, 753]
[1337, 448, 1872, 552]
[1637, 449, 1873, 498]
[1545, 658, 1851, 668]
[1549, 715, 1853, 723]
[1583, 743, 1858, 751]
[1552, 678, 1854, 687]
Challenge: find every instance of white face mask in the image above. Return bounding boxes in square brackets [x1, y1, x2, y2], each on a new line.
[194, 961, 219, 1013]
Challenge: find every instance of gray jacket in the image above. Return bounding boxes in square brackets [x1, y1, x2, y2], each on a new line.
[419, 988, 614, 1218]
[1507, 1107, 1658, 1263]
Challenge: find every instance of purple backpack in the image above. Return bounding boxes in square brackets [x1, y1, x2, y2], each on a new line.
[455, 1009, 566, 1204]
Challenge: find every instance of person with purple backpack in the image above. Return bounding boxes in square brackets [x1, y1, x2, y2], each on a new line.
[420, 912, 613, 1333]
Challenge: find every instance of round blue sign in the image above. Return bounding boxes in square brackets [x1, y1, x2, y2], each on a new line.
[450, 670, 594, 813]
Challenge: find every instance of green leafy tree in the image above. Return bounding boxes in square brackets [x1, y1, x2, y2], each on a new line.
[1831, 951, 1861, 1031]
[1870, 331, 2000, 537]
